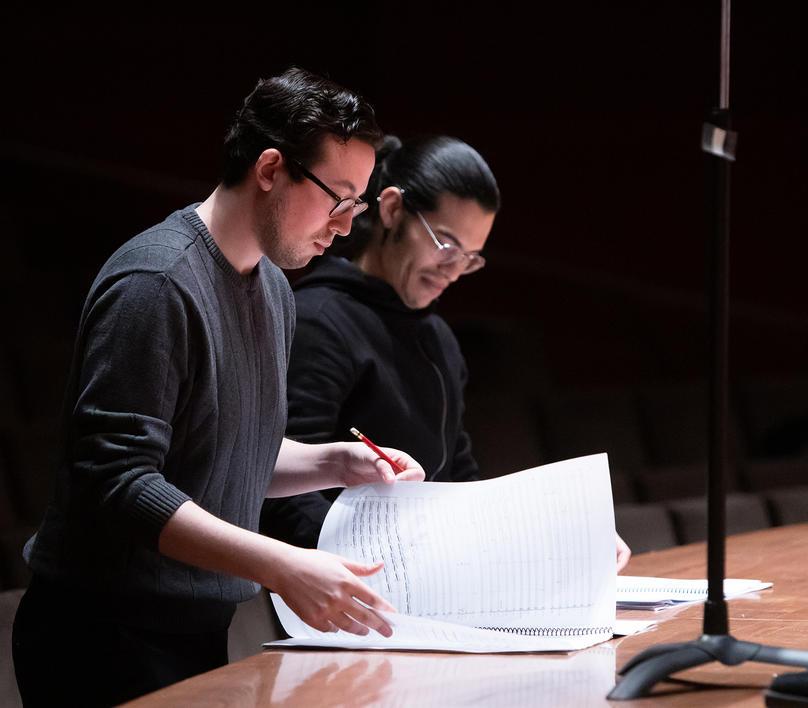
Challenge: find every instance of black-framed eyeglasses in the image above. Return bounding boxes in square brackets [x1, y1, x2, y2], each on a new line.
[287, 157, 368, 218]
[416, 212, 486, 274]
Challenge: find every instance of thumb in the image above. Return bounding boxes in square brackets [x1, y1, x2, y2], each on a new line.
[342, 559, 384, 577]
[396, 467, 425, 482]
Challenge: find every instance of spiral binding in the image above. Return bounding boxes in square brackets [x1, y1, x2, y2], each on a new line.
[618, 585, 706, 596]
[476, 625, 612, 637]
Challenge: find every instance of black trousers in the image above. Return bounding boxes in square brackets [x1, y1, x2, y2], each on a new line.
[12, 577, 229, 707]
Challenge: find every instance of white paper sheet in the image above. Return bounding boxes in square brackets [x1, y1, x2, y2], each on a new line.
[612, 619, 657, 636]
[267, 600, 654, 650]
[269, 594, 611, 652]
[270, 454, 617, 652]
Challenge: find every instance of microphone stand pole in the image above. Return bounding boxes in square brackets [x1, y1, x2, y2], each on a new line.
[609, 0, 808, 698]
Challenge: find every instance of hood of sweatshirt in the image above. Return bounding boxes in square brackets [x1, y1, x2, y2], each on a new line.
[293, 255, 438, 316]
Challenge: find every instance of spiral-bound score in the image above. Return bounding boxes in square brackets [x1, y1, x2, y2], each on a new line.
[616, 576, 772, 611]
[478, 626, 613, 638]
[268, 454, 620, 652]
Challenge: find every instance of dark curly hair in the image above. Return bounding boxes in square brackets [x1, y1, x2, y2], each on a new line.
[221, 67, 383, 187]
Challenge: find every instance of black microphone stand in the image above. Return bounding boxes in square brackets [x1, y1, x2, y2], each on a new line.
[608, 0, 808, 699]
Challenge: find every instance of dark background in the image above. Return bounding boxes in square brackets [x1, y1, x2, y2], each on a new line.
[1, 6, 806, 499]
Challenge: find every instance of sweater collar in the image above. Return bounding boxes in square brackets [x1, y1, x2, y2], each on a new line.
[182, 205, 264, 291]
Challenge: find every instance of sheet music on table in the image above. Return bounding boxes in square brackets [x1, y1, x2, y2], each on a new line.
[616, 576, 773, 611]
[270, 453, 617, 652]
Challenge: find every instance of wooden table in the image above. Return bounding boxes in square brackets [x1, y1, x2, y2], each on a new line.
[127, 524, 808, 706]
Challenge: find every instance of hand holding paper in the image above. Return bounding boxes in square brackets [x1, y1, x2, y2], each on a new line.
[267, 544, 397, 636]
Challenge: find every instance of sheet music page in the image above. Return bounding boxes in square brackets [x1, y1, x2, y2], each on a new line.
[318, 453, 615, 636]
[269, 593, 606, 652]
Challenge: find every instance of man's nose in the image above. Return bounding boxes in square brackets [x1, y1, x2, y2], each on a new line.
[329, 210, 354, 237]
[439, 259, 466, 282]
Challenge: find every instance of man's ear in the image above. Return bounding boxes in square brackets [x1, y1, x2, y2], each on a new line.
[254, 148, 283, 192]
[377, 186, 405, 229]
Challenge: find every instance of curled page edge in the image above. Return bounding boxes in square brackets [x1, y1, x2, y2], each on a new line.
[269, 593, 612, 653]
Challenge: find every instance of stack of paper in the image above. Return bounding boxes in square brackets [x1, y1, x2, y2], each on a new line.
[616, 576, 773, 611]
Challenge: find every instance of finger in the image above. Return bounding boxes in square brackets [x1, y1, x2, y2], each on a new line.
[308, 617, 338, 633]
[345, 602, 393, 638]
[380, 448, 425, 480]
[331, 611, 370, 636]
[616, 548, 631, 573]
[395, 468, 425, 482]
[621, 549, 632, 569]
[342, 559, 385, 577]
[351, 584, 397, 614]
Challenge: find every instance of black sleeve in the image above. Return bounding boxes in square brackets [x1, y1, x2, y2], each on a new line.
[286, 305, 357, 442]
[261, 304, 356, 546]
[448, 356, 480, 482]
[260, 491, 335, 548]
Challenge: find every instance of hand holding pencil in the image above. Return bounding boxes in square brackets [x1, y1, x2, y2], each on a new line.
[345, 427, 425, 484]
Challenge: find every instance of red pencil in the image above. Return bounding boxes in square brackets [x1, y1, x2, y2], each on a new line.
[349, 427, 406, 474]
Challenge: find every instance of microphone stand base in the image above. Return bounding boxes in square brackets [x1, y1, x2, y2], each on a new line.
[608, 634, 808, 700]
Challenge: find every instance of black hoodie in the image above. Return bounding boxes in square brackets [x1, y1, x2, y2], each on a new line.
[261, 256, 478, 548]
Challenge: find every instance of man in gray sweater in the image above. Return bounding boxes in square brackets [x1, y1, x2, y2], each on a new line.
[12, 67, 424, 706]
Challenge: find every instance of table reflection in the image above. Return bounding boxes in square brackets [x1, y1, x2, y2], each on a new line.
[266, 646, 616, 707]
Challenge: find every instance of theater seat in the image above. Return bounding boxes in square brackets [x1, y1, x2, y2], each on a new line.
[636, 462, 741, 503]
[765, 485, 808, 526]
[0, 588, 24, 708]
[614, 503, 677, 553]
[636, 463, 708, 503]
[667, 492, 772, 544]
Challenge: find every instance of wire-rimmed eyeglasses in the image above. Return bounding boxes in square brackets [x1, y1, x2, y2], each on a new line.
[416, 212, 486, 274]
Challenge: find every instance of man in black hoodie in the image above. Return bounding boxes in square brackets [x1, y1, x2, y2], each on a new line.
[262, 135, 632, 574]
[262, 136, 497, 548]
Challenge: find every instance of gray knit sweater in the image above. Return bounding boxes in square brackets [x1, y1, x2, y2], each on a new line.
[24, 204, 295, 630]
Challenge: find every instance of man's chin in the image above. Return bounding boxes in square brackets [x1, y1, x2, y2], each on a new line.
[261, 245, 313, 270]
[403, 293, 436, 310]
[279, 255, 314, 270]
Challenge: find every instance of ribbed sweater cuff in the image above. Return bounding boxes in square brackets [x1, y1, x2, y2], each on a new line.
[131, 479, 192, 548]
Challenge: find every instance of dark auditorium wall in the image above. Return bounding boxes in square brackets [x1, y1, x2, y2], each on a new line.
[1, 6, 806, 483]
